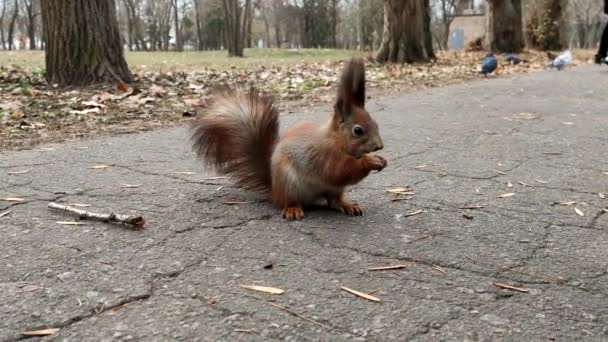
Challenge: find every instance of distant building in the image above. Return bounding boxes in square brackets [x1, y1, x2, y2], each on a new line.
[449, 0, 486, 50]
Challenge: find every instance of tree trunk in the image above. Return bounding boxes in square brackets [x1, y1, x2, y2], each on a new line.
[260, 8, 271, 47]
[193, 0, 204, 50]
[41, 0, 132, 86]
[222, 0, 243, 56]
[376, 0, 434, 63]
[22, 0, 37, 50]
[7, 0, 18, 50]
[272, 0, 282, 48]
[172, 0, 182, 51]
[241, 0, 252, 49]
[486, 0, 524, 53]
[329, 0, 338, 48]
[0, 0, 6, 49]
[123, 0, 134, 50]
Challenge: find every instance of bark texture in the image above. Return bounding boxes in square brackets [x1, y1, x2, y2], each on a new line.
[487, 0, 525, 53]
[41, 0, 132, 86]
[375, 0, 434, 63]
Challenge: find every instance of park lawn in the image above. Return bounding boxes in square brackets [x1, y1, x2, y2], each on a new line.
[0, 48, 366, 72]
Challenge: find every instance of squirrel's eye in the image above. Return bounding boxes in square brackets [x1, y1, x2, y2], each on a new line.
[352, 125, 365, 137]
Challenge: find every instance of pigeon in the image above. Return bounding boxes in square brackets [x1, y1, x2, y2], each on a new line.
[480, 53, 497, 76]
[502, 53, 526, 65]
[547, 50, 573, 71]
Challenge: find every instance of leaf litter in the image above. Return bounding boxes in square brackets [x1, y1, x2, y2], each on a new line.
[1, 50, 581, 150]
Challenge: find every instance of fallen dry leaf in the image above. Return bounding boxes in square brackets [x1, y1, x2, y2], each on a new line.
[574, 207, 584, 217]
[385, 187, 414, 195]
[2, 197, 25, 202]
[518, 181, 534, 187]
[557, 201, 576, 206]
[0, 210, 11, 218]
[121, 184, 142, 188]
[56, 221, 87, 225]
[494, 282, 529, 293]
[535, 179, 548, 184]
[22, 328, 60, 336]
[507, 182, 513, 188]
[432, 265, 448, 274]
[116, 81, 128, 92]
[368, 265, 408, 271]
[21, 285, 41, 292]
[234, 328, 258, 334]
[600, 193, 606, 199]
[340, 286, 381, 302]
[239, 285, 284, 295]
[68, 203, 91, 207]
[82, 100, 107, 109]
[8, 169, 31, 175]
[90, 164, 114, 169]
[70, 107, 102, 115]
[222, 201, 252, 205]
[602, 172, 608, 175]
[404, 209, 424, 217]
[494, 170, 507, 175]
[459, 204, 486, 209]
[497, 193, 514, 198]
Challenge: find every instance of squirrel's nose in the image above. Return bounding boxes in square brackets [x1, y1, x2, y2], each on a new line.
[374, 144, 383, 152]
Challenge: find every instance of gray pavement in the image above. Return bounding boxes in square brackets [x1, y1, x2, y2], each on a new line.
[1, 65, 608, 342]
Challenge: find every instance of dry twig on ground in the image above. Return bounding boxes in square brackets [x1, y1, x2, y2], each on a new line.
[47, 202, 145, 229]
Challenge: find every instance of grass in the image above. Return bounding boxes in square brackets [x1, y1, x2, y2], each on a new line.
[0, 48, 367, 72]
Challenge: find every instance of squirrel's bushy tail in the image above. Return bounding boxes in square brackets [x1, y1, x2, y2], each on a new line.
[190, 87, 279, 192]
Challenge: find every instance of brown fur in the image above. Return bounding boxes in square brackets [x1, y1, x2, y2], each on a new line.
[190, 87, 278, 192]
[190, 58, 386, 220]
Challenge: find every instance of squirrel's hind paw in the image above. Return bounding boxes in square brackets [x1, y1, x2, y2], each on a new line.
[329, 199, 363, 216]
[282, 206, 304, 221]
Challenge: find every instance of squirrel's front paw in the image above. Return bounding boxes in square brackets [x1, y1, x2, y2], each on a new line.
[368, 154, 387, 171]
[282, 206, 304, 221]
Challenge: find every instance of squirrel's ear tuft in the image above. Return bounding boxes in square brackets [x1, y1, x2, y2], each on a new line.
[335, 58, 366, 117]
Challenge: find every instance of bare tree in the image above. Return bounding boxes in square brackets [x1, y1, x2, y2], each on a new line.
[171, 0, 183, 51]
[193, 0, 203, 49]
[222, 0, 250, 56]
[241, 0, 252, 48]
[272, 0, 283, 47]
[568, 0, 604, 48]
[21, 0, 38, 49]
[376, 0, 435, 63]
[329, 0, 339, 47]
[434, 0, 459, 49]
[486, 0, 524, 52]
[256, 0, 272, 47]
[7, 0, 18, 50]
[0, 0, 6, 49]
[41, 0, 132, 85]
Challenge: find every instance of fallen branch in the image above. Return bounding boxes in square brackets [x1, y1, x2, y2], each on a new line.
[267, 302, 331, 330]
[47, 202, 145, 229]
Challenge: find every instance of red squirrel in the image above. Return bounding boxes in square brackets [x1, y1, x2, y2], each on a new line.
[190, 58, 386, 220]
